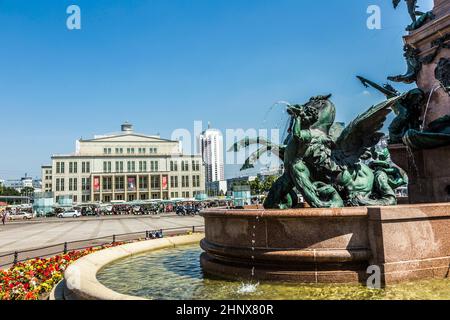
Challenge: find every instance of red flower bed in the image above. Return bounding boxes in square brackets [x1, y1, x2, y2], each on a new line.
[0, 242, 125, 300]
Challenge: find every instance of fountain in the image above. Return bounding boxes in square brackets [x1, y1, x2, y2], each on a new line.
[201, 0, 450, 286]
[59, 1, 450, 300]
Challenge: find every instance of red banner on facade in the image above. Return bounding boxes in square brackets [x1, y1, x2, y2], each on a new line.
[162, 175, 168, 190]
[93, 176, 100, 192]
[128, 177, 136, 191]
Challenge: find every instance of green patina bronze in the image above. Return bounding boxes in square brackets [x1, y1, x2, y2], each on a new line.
[232, 95, 407, 209]
[357, 76, 425, 145]
[357, 76, 450, 150]
[392, 0, 435, 31]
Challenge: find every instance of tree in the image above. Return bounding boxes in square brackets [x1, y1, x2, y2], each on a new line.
[250, 177, 263, 196]
[262, 175, 278, 193]
[0, 187, 20, 197]
[20, 187, 35, 197]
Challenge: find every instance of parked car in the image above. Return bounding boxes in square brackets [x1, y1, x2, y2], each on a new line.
[176, 206, 187, 216]
[8, 212, 33, 221]
[57, 210, 81, 219]
[186, 206, 200, 216]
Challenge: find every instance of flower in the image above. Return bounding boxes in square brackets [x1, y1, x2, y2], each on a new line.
[0, 242, 125, 300]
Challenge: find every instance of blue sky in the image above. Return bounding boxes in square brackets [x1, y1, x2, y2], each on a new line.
[0, 0, 434, 179]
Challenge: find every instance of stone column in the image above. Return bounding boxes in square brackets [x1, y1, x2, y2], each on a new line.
[404, 0, 450, 126]
[390, 1, 450, 204]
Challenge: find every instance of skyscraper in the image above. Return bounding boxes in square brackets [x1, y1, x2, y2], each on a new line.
[199, 124, 225, 183]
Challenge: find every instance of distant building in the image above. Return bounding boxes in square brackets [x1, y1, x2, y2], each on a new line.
[226, 176, 257, 192]
[206, 180, 228, 197]
[2, 174, 37, 192]
[41, 165, 53, 193]
[41, 123, 205, 204]
[199, 124, 225, 183]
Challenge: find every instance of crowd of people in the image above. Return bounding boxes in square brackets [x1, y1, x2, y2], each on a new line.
[0, 199, 235, 223]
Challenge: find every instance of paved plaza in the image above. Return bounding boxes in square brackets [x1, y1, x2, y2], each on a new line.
[0, 215, 204, 255]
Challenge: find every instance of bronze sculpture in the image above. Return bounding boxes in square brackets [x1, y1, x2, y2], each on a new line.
[232, 95, 407, 209]
[392, 0, 435, 31]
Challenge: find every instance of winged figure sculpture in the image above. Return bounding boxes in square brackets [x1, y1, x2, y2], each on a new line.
[232, 95, 407, 209]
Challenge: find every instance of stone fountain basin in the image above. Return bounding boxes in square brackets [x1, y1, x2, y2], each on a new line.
[200, 204, 450, 285]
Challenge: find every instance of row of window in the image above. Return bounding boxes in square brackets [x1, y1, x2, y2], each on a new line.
[104, 147, 159, 155]
[169, 175, 201, 188]
[170, 160, 201, 172]
[55, 176, 201, 192]
[55, 161, 90, 174]
[103, 161, 160, 173]
[171, 191, 199, 198]
[55, 178, 91, 192]
[97, 175, 201, 191]
[55, 159, 200, 175]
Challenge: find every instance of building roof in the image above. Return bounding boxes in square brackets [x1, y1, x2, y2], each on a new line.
[80, 133, 178, 143]
[79, 123, 178, 143]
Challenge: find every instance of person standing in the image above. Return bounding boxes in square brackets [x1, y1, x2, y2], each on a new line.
[1, 211, 6, 225]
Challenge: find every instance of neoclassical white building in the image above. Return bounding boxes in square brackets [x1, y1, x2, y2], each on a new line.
[42, 123, 205, 204]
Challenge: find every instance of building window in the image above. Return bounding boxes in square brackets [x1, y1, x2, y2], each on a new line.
[192, 160, 200, 171]
[182, 191, 190, 198]
[115, 177, 124, 190]
[151, 176, 160, 189]
[56, 162, 65, 174]
[81, 161, 90, 173]
[104, 148, 112, 154]
[115, 148, 123, 154]
[60, 178, 65, 191]
[127, 148, 135, 154]
[149, 147, 157, 154]
[170, 176, 178, 188]
[116, 161, 124, 173]
[82, 178, 90, 191]
[103, 161, 112, 173]
[170, 161, 178, 171]
[150, 161, 159, 172]
[193, 175, 201, 188]
[102, 177, 112, 191]
[127, 161, 136, 172]
[139, 176, 148, 189]
[181, 161, 189, 171]
[138, 148, 146, 154]
[139, 161, 147, 172]
[170, 176, 179, 188]
[182, 175, 189, 188]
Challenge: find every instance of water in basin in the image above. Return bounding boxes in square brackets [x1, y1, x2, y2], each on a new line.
[97, 244, 450, 300]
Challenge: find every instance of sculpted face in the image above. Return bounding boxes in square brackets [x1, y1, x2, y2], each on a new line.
[287, 103, 320, 129]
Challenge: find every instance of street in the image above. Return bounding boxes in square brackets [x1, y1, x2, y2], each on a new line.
[0, 214, 204, 257]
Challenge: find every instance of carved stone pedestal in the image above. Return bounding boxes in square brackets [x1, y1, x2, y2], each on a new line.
[389, 0, 450, 204]
[404, 0, 450, 126]
[390, 143, 450, 203]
